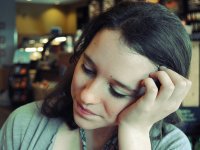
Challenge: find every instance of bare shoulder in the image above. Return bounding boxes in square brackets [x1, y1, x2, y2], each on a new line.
[52, 123, 81, 150]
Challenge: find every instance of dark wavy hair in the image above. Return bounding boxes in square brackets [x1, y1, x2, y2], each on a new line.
[41, 1, 191, 135]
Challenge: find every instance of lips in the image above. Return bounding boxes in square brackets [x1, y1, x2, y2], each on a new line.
[76, 102, 97, 116]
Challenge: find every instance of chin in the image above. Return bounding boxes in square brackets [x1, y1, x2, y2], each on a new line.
[73, 112, 105, 129]
[74, 114, 117, 130]
[74, 117, 96, 129]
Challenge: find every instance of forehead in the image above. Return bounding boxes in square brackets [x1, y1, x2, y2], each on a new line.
[84, 29, 157, 87]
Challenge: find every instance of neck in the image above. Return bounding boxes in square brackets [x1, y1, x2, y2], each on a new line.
[85, 126, 117, 150]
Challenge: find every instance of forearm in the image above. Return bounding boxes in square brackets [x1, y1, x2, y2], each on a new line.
[118, 123, 151, 150]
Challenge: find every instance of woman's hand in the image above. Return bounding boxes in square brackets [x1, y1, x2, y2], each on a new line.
[118, 67, 192, 150]
[118, 66, 192, 130]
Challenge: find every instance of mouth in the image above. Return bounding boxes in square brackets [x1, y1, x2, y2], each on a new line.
[75, 102, 97, 116]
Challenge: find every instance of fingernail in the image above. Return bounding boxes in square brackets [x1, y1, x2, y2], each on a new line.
[159, 66, 167, 70]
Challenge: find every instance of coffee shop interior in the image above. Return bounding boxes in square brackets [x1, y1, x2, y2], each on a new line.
[0, 0, 200, 149]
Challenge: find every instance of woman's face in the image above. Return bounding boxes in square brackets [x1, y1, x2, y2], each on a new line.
[71, 29, 157, 129]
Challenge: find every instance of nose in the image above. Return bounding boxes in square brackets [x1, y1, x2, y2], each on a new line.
[80, 79, 103, 105]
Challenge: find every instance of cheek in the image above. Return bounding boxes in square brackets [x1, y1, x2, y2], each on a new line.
[71, 66, 85, 97]
[104, 100, 132, 120]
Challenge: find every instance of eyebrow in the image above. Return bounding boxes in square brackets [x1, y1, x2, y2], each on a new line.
[83, 53, 96, 67]
[83, 53, 137, 94]
[112, 80, 137, 94]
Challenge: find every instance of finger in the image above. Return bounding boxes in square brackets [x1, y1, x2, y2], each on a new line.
[179, 79, 192, 101]
[139, 78, 158, 106]
[159, 66, 191, 102]
[149, 70, 175, 102]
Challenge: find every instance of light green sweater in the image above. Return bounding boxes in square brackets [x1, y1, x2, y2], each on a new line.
[0, 102, 191, 150]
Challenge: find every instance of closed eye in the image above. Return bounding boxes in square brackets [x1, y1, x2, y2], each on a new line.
[81, 64, 96, 76]
[109, 85, 128, 98]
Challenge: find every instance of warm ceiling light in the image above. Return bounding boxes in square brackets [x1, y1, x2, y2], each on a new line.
[40, 38, 48, 44]
[25, 47, 37, 52]
[54, 37, 67, 42]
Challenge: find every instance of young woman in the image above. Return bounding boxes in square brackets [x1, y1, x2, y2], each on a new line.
[0, 1, 192, 150]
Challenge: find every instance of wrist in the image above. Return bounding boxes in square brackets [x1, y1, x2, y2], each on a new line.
[118, 122, 152, 150]
[118, 121, 152, 134]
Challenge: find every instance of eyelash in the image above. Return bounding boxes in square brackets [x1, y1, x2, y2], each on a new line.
[81, 63, 126, 99]
[109, 85, 127, 98]
[81, 64, 96, 76]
